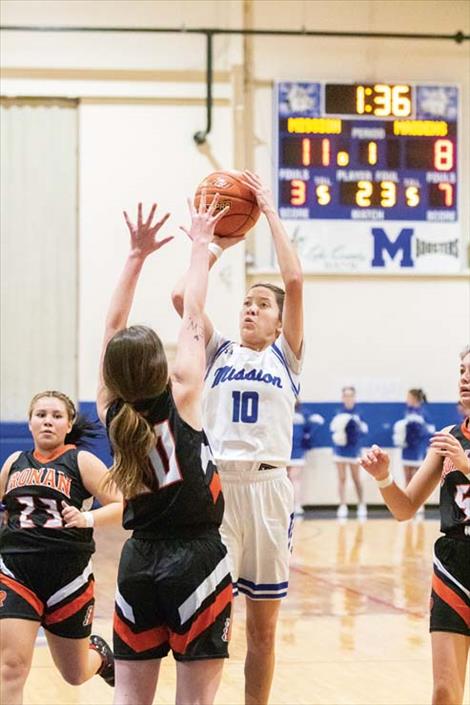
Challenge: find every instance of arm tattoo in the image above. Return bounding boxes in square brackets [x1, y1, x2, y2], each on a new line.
[187, 316, 204, 342]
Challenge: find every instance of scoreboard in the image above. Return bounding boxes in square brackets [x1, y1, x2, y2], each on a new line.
[275, 81, 458, 223]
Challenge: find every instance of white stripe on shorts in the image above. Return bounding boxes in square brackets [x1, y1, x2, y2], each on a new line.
[178, 554, 231, 625]
[115, 586, 136, 624]
[0, 556, 15, 578]
[47, 559, 93, 607]
[433, 549, 470, 600]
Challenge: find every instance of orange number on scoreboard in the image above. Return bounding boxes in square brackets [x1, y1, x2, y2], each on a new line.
[301, 138, 310, 166]
[290, 179, 306, 205]
[438, 183, 453, 206]
[434, 139, 453, 171]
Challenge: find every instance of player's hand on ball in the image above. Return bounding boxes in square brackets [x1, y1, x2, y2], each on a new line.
[61, 502, 89, 529]
[430, 432, 470, 475]
[123, 203, 172, 258]
[240, 170, 275, 215]
[360, 444, 390, 479]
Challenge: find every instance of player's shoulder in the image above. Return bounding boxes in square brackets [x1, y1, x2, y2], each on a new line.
[1, 450, 22, 471]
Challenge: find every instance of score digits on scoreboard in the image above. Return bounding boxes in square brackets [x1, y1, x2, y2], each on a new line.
[275, 81, 458, 222]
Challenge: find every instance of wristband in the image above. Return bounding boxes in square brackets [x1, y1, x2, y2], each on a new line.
[208, 243, 223, 260]
[376, 472, 394, 488]
[83, 511, 95, 528]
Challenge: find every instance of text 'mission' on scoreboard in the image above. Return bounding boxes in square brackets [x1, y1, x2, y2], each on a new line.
[274, 82, 461, 273]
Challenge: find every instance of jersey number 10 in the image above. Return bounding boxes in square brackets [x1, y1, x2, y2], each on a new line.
[232, 391, 259, 424]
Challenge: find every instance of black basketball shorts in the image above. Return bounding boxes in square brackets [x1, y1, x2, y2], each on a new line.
[113, 532, 233, 661]
[430, 536, 470, 637]
[0, 551, 95, 638]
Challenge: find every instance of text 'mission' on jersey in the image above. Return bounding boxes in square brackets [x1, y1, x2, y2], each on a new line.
[440, 420, 470, 539]
[105, 389, 224, 538]
[1, 446, 94, 554]
[203, 331, 303, 465]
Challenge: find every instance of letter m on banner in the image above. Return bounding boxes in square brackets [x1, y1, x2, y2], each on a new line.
[371, 228, 414, 268]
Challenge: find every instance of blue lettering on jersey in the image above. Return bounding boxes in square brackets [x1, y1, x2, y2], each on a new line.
[211, 365, 283, 389]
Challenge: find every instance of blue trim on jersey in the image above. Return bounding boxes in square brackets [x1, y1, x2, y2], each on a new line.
[204, 340, 231, 381]
[271, 342, 300, 397]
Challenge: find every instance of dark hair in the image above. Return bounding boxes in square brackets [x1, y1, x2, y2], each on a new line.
[65, 414, 102, 447]
[103, 325, 168, 498]
[249, 283, 285, 320]
[408, 388, 428, 404]
[28, 390, 101, 448]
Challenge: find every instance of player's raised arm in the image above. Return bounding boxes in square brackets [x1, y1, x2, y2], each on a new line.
[240, 170, 303, 358]
[171, 176, 245, 344]
[171, 193, 228, 426]
[97, 203, 172, 423]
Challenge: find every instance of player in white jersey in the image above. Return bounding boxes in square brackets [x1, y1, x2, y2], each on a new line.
[173, 171, 303, 705]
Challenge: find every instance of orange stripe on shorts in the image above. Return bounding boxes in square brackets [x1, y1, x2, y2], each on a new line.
[170, 582, 232, 654]
[0, 573, 43, 616]
[432, 572, 470, 627]
[113, 611, 169, 653]
[44, 579, 95, 625]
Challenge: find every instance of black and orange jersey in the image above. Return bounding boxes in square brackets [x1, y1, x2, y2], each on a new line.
[106, 389, 224, 538]
[0, 446, 94, 554]
[439, 419, 470, 539]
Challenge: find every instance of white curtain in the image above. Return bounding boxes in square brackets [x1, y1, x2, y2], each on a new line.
[0, 98, 78, 420]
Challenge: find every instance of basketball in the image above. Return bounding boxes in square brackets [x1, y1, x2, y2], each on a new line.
[194, 170, 260, 237]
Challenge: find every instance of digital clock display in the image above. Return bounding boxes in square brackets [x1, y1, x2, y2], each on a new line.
[325, 83, 413, 117]
[275, 81, 458, 222]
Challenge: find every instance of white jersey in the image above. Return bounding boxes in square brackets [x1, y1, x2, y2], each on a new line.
[203, 330, 303, 465]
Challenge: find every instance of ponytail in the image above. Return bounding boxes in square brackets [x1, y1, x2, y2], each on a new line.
[107, 403, 156, 498]
[65, 413, 102, 448]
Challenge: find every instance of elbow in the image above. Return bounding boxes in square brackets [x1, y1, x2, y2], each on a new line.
[396, 513, 411, 523]
[171, 289, 184, 316]
[394, 508, 415, 522]
[285, 271, 303, 291]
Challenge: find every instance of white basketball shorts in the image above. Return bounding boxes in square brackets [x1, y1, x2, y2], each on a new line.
[217, 462, 294, 600]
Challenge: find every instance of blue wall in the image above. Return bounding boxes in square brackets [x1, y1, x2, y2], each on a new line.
[0, 400, 463, 467]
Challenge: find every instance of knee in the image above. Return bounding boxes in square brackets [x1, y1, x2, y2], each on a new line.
[1, 650, 30, 687]
[246, 621, 277, 655]
[433, 678, 462, 705]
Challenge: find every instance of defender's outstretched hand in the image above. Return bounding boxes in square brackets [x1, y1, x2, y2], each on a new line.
[180, 190, 229, 244]
[123, 203, 172, 258]
[360, 444, 391, 479]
